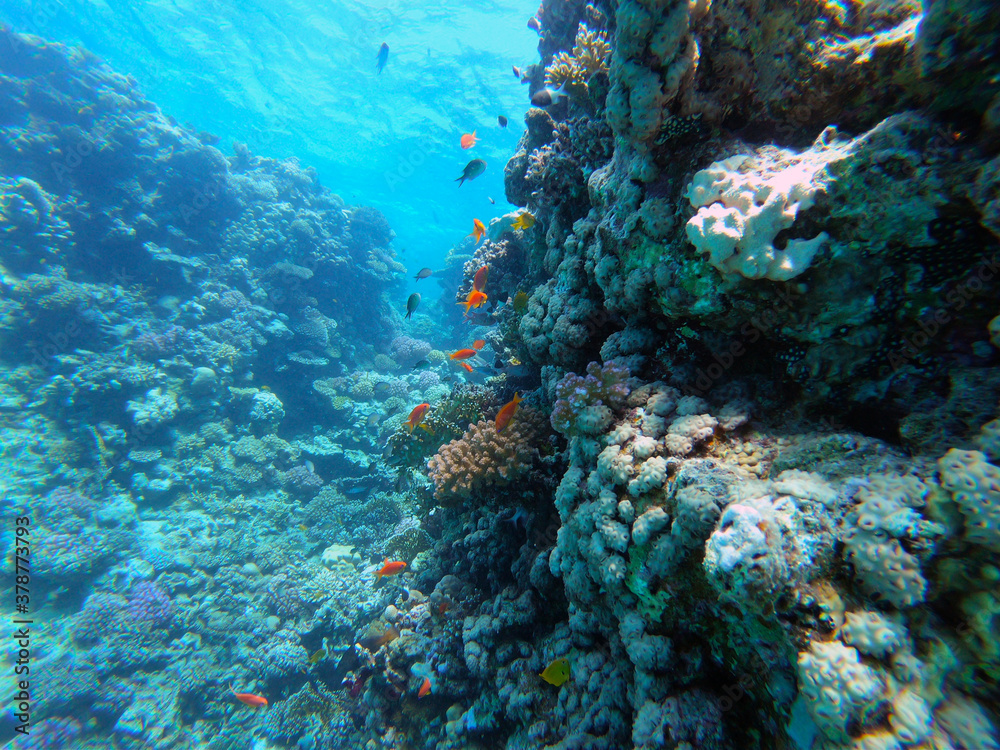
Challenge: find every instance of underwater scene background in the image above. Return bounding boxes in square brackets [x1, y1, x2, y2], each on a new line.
[0, 0, 999, 749]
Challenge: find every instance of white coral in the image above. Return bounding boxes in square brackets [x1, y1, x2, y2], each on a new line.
[773, 469, 839, 508]
[684, 133, 857, 281]
[628, 456, 669, 497]
[938, 448, 1000, 551]
[632, 506, 670, 547]
[597, 445, 635, 486]
[798, 640, 883, 741]
[840, 611, 906, 658]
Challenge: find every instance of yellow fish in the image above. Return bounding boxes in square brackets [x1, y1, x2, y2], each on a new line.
[511, 212, 535, 231]
[539, 657, 570, 686]
[512, 290, 529, 314]
[307, 648, 326, 665]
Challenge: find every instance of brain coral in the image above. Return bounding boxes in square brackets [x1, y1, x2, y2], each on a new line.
[427, 406, 546, 501]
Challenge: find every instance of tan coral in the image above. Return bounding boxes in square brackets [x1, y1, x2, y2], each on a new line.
[545, 24, 611, 89]
[427, 407, 545, 501]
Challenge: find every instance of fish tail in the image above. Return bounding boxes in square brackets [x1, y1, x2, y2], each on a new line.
[419, 424, 435, 435]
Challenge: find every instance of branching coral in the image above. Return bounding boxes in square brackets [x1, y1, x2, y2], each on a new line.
[427, 407, 546, 501]
[546, 24, 611, 89]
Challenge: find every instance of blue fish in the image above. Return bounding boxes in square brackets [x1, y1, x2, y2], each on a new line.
[376, 43, 389, 74]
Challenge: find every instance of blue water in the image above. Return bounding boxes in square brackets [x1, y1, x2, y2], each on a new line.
[1, 0, 537, 300]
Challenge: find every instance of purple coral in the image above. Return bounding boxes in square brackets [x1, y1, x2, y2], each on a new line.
[551, 361, 631, 435]
[132, 324, 187, 360]
[389, 335, 432, 367]
[281, 464, 324, 497]
[415, 369, 441, 391]
[39, 487, 95, 532]
[126, 581, 174, 627]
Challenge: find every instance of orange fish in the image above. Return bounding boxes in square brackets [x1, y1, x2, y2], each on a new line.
[450, 349, 478, 360]
[473, 265, 489, 292]
[460, 131, 477, 149]
[230, 685, 268, 707]
[418, 676, 432, 698]
[458, 289, 488, 313]
[472, 339, 486, 350]
[469, 218, 485, 243]
[495, 392, 523, 433]
[460, 362, 473, 373]
[375, 559, 407, 584]
[405, 403, 433, 434]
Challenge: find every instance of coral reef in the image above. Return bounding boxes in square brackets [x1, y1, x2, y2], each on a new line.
[3, 3, 1000, 749]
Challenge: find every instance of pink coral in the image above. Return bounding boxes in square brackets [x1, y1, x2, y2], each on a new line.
[427, 407, 546, 501]
[551, 361, 631, 436]
[389, 335, 432, 367]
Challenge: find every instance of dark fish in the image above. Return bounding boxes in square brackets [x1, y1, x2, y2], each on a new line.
[414, 267, 433, 281]
[455, 159, 487, 186]
[382, 441, 395, 460]
[331, 646, 360, 688]
[412, 360, 430, 370]
[373, 382, 391, 398]
[366, 413, 383, 428]
[531, 83, 569, 107]
[376, 43, 390, 74]
[464, 308, 497, 326]
[405, 292, 421, 319]
[497, 115, 508, 128]
[488, 197, 496, 204]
